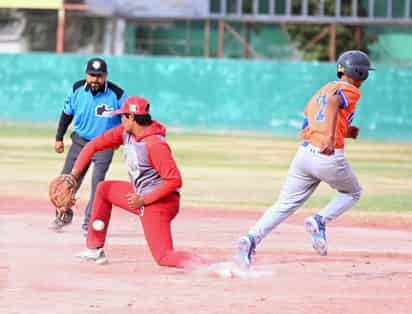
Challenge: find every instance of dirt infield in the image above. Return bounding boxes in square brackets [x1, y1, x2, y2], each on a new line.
[1, 197, 412, 314]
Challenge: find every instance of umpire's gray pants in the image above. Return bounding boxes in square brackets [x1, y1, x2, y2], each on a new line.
[61, 132, 114, 229]
[249, 143, 362, 245]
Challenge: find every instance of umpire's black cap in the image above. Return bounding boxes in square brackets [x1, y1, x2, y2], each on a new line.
[85, 57, 107, 75]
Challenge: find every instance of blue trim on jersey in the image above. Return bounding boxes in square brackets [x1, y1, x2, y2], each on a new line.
[301, 117, 308, 130]
[63, 84, 127, 140]
[336, 89, 348, 109]
[347, 111, 355, 125]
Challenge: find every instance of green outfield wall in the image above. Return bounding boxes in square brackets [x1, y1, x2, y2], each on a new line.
[0, 53, 411, 141]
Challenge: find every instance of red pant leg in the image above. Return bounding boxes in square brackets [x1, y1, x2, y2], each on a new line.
[140, 193, 206, 268]
[87, 181, 206, 268]
[87, 180, 136, 249]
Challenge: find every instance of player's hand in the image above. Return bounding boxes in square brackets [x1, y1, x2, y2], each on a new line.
[55, 141, 64, 154]
[346, 126, 359, 139]
[320, 137, 335, 155]
[126, 193, 144, 210]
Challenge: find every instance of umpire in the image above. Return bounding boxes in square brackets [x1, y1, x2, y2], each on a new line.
[51, 57, 127, 235]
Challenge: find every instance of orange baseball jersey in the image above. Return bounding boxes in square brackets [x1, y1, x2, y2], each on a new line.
[300, 81, 360, 149]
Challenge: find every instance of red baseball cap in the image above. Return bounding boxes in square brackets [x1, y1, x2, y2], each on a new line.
[113, 96, 150, 115]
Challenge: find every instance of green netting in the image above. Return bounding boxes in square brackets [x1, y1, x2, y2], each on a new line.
[131, 21, 292, 59]
[361, 0, 412, 64]
[361, 0, 412, 18]
[125, 23, 136, 55]
[366, 27, 412, 65]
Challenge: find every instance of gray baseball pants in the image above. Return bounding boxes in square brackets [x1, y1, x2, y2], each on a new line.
[61, 132, 114, 230]
[249, 143, 362, 245]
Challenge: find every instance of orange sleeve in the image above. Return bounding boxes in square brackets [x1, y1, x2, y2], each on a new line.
[336, 84, 360, 109]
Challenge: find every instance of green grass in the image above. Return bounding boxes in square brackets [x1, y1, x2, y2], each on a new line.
[1, 124, 411, 213]
[0, 124, 56, 137]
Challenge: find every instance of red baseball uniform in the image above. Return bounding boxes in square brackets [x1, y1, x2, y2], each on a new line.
[74, 121, 203, 268]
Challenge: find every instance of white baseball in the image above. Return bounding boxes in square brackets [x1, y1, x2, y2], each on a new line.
[92, 219, 105, 231]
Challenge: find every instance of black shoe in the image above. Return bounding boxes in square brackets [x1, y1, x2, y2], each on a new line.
[49, 208, 74, 230]
[81, 223, 88, 237]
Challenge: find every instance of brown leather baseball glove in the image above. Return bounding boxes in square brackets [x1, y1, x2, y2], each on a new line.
[48, 174, 78, 214]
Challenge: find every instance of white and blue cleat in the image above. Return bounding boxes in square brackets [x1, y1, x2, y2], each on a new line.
[236, 234, 256, 267]
[304, 215, 327, 256]
[75, 248, 108, 265]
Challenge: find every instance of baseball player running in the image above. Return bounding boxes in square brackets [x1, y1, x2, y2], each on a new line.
[70, 96, 206, 268]
[237, 50, 375, 267]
